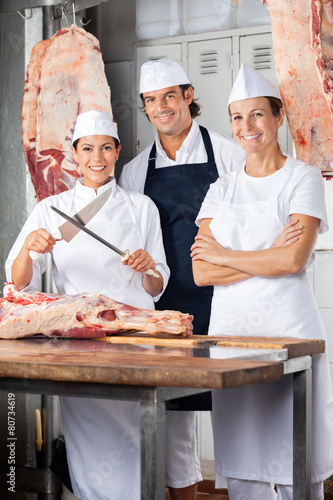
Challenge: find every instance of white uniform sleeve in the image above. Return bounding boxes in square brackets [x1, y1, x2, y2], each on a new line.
[5, 202, 49, 292]
[119, 147, 151, 193]
[288, 165, 328, 234]
[195, 175, 230, 226]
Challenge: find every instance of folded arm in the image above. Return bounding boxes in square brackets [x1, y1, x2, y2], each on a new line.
[192, 215, 315, 286]
[192, 218, 252, 286]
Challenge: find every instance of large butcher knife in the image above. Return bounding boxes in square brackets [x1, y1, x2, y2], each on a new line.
[29, 187, 112, 260]
[50, 205, 160, 278]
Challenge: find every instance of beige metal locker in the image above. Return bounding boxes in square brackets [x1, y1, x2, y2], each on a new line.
[187, 37, 233, 138]
[135, 27, 293, 156]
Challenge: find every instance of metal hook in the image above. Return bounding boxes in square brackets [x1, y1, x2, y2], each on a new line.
[79, 16, 92, 27]
[62, 0, 92, 28]
[17, 9, 33, 20]
[72, 0, 76, 26]
[61, 0, 75, 26]
[61, 1, 70, 25]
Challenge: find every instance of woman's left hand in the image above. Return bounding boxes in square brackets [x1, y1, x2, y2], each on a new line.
[191, 234, 227, 266]
[122, 249, 158, 275]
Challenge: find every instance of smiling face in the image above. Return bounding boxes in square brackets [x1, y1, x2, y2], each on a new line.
[229, 97, 284, 155]
[72, 135, 121, 191]
[142, 85, 193, 140]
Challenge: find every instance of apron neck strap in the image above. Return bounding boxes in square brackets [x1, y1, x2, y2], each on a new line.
[148, 142, 157, 163]
[148, 125, 215, 171]
[199, 126, 215, 164]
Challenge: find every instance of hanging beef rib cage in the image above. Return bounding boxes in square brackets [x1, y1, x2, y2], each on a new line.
[0, 285, 193, 339]
[266, 0, 333, 171]
[22, 25, 113, 201]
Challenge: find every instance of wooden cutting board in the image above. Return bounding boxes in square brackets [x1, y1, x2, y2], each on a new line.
[212, 336, 325, 358]
[100, 333, 325, 357]
[100, 332, 214, 347]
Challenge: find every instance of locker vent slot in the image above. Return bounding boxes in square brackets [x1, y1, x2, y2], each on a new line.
[199, 51, 219, 75]
[252, 45, 274, 71]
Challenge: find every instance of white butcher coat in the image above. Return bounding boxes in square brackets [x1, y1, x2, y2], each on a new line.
[6, 178, 200, 499]
[197, 155, 333, 486]
[6, 177, 169, 307]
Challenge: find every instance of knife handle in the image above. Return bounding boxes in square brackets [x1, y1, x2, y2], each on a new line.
[120, 249, 159, 279]
[144, 269, 160, 278]
[120, 249, 131, 262]
[29, 250, 41, 261]
[29, 228, 63, 260]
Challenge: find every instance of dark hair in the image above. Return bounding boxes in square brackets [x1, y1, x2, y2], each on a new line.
[179, 84, 201, 118]
[266, 97, 284, 152]
[140, 84, 201, 120]
[72, 137, 120, 150]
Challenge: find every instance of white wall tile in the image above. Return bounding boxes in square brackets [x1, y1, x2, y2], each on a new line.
[316, 180, 333, 250]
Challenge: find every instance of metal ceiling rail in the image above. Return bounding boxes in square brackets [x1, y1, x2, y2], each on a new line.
[0, 0, 110, 14]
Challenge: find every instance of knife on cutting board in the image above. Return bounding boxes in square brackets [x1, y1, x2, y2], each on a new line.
[29, 187, 112, 260]
[50, 205, 160, 279]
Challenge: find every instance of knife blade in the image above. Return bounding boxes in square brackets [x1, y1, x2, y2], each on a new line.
[29, 187, 112, 260]
[50, 205, 160, 279]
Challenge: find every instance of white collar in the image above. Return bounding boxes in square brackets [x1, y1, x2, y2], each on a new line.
[154, 120, 200, 159]
[76, 176, 116, 197]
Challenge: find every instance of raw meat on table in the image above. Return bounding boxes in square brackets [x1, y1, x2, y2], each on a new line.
[22, 25, 113, 201]
[266, 0, 333, 171]
[0, 284, 193, 339]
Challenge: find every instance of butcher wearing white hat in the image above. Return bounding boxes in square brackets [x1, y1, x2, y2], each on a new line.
[120, 57, 246, 499]
[192, 64, 333, 499]
[6, 109, 170, 500]
[71, 109, 120, 144]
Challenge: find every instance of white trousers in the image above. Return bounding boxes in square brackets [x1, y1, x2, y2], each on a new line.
[166, 411, 202, 488]
[61, 397, 202, 500]
[226, 478, 324, 500]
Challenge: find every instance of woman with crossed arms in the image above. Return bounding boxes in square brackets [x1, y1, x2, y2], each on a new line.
[191, 64, 333, 500]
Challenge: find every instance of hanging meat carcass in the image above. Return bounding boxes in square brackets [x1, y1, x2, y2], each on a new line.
[22, 25, 113, 201]
[266, 0, 333, 172]
[0, 284, 193, 339]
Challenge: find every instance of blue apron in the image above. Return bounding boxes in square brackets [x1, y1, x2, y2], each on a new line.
[144, 126, 218, 410]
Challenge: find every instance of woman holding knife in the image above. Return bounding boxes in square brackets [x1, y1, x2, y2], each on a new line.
[5, 110, 178, 500]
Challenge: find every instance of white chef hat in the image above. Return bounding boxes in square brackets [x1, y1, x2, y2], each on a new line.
[140, 58, 191, 94]
[228, 63, 282, 107]
[72, 110, 120, 144]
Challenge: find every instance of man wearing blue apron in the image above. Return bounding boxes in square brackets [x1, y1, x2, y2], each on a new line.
[119, 58, 245, 500]
[121, 58, 245, 344]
